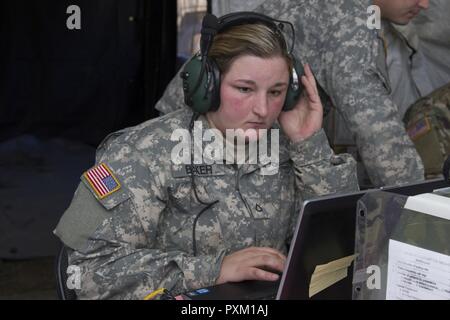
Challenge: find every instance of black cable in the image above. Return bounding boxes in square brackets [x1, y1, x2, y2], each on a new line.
[192, 199, 219, 256]
[160, 289, 176, 300]
[188, 111, 199, 131]
[187, 112, 219, 256]
[188, 112, 217, 206]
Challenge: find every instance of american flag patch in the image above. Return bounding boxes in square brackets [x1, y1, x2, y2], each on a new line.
[83, 163, 121, 199]
[407, 117, 431, 141]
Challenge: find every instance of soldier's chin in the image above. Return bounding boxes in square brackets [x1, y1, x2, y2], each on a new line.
[392, 20, 410, 26]
[237, 129, 262, 144]
[391, 14, 414, 25]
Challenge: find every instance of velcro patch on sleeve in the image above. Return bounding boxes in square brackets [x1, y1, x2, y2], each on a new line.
[82, 163, 121, 199]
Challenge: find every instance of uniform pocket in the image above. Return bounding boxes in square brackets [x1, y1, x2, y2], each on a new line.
[159, 179, 223, 254]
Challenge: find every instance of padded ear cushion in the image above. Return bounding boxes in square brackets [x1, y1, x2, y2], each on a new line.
[208, 58, 221, 112]
[283, 56, 304, 111]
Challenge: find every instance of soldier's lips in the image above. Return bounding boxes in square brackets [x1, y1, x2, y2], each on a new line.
[407, 9, 421, 18]
[245, 122, 267, 129]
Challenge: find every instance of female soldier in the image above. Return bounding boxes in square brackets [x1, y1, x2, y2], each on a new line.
[54, 13, 359, 299]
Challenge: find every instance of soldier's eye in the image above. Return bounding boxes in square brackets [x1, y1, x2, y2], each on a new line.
[236, 86, 252, 93]
[270, 90, 282, 97]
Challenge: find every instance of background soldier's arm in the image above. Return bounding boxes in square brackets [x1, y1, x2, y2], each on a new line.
[326, 33, 425, 187]
[289, 129, 359, 200]
[155, 67, 187, 116]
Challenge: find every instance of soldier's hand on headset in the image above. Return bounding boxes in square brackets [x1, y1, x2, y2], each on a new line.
[215, 246, 286, 284]
[278, 64, 323, 142]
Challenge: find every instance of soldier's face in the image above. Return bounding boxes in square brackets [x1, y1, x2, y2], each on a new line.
[207, 54, 289, 142]
[374, 0, 429, 25]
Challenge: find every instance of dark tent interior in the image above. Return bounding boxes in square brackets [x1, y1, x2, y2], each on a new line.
[0, 0, 188, 299]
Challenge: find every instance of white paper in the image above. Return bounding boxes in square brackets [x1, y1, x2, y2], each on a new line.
[404, 193, 450, 220]
[386, 239, 450, 300]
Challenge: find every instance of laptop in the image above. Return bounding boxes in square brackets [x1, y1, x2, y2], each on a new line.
[183, 178, 448, 300]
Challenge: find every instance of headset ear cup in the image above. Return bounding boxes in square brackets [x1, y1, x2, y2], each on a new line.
[180, 55, 214, 114]
[180, 57, 193, 108]
[208, 58, 221, 112]
[283, 57, 304, 111]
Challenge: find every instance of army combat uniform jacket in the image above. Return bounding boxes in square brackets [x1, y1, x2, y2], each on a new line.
[155, 0, 424, 187]
[54, 108, 359, 299]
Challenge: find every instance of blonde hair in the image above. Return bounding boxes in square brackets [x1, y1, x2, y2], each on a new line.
[208, 23, 292, 75]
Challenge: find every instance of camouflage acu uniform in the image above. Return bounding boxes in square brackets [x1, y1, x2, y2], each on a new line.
[403, 83, 450, 178]
[54, 108, 358, 299]
[156, 0, 424, 187]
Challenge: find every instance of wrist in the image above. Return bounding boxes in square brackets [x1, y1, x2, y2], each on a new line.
[287, 129, 319, 143]
[289, 129, 333, 166]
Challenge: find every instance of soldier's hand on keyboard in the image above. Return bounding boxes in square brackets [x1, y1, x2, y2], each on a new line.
[215, 247, 286, 284]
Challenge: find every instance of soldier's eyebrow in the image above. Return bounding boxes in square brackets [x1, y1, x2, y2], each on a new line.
[235, 79, 256, 85]
[235, 79, 288, 87]
[271, 82, 288, 88]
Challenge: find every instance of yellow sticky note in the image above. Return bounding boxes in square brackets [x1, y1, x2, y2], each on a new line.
[313, 254, 358, 276]
[309, 269, 348, 298]
[309, 254, 358, 298]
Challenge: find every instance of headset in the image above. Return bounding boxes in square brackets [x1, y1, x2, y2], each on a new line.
[180, 12, 304, 114]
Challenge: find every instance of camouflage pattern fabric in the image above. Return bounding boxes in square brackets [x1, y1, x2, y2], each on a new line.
[54, 108, 359, 299]
[403, 82, 450, 178]
[155, 0, 425, 187]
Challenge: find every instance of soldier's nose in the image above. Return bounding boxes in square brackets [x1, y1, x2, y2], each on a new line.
[418, 0, 429, 10]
